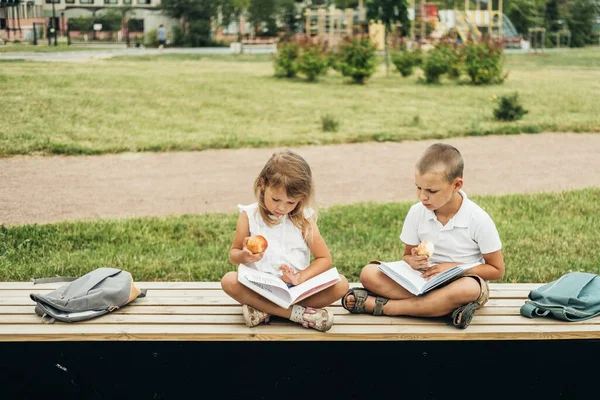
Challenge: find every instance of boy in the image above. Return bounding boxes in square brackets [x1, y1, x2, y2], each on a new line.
[341, 143, 505, 328]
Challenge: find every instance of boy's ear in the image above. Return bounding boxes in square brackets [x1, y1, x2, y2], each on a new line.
[453, 177, 463, 191]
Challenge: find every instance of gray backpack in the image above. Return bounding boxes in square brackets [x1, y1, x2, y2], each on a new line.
[520, 272, 600, 322]
[30, 267, 146, 323]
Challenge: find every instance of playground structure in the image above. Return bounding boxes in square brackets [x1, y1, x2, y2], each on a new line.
[303, 1, 386, 50]
[303, 0, 523, 50]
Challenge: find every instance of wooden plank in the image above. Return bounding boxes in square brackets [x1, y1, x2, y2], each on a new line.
[5, 313, 600, 326]
[0, 324, 599, 341]
[0, 282, 543, 291]
[0, 289, 535, 299]
[0, 282, 223, 290]
[0, 296, 530, 307]
[0, 305, 524, 316]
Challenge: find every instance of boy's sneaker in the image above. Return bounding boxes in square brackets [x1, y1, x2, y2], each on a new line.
[242, 304, 271, 327]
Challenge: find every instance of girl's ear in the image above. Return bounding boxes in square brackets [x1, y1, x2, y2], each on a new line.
[257, 177, 265, 190]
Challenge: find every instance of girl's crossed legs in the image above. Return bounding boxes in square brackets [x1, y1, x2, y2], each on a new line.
[221, 271, 349, 331]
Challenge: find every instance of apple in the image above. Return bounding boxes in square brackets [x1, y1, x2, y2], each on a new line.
[247, 235, 268, 254]
[416, 241, 434, 258]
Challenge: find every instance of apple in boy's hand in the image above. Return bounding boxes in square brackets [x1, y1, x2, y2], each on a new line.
[416, 241, 434, 258]
[246, 235, 268, 254]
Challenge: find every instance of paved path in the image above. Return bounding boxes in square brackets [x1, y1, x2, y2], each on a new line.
[1, 133, 599, 227]
[0, 46, 272, 62]
[0, 46, 552, 63]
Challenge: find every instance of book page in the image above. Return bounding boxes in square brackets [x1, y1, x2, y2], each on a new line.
[288, 267, 340, 303]
[423, 262, 481, 292]
[378, 261, 426, 295]
[239, 264, 290, 291]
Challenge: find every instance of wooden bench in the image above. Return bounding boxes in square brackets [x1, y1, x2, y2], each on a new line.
[241, 37, 279, 54]
[2, 281, 599, 399]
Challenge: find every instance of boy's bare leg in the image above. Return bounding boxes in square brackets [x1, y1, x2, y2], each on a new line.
[221, 271, 292, 318]
[344, 264, 481, 317]
[299, 275, 349, 309]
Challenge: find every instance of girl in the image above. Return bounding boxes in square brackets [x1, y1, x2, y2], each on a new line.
[221, 149, 349, 332]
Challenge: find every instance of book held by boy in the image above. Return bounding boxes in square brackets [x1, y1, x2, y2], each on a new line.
[377, 260, 480, 296]
[237, 264, 341, 309]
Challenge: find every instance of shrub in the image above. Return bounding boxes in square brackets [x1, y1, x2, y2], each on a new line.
[335, 37, 378, 84]
[422, 43, 454, 83]
[297, 41, 329, 82]
[391, 49, 422, 77]
[493, 93, 528, 121]
[273, 42, 299, 78]
[464, 39, 505, 85]
[321, 114, 340, 132]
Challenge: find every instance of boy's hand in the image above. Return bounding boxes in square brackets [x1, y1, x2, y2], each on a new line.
[241, 237, 265, 264]
[420, 263, 457, 280]
[404, 247, 430, 271]
[278, 264, 301, 286]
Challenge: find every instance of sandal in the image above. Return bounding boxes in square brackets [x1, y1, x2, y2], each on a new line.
[341, 287, 389, 316]
[450, 274, 489, 329]
[242, 304, 271, 327]
[290, 305, 334, 332]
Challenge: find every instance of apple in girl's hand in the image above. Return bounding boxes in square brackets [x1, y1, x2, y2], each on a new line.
[247, 235, 268, 254]
[416, 241, 434, 258]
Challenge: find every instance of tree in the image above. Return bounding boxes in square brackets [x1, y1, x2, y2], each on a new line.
[565, 0, 598, 46]
[161, 0, 223, 45]
[365, 0, 410, 75]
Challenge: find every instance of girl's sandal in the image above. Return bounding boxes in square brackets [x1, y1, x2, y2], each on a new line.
[242, 304, 271, 327]
[290, 305, 334, 332]
[450, 274, 490, 329]
[341, 287, 389, 316]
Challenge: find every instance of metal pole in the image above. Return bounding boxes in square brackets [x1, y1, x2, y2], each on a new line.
[51, 0, 57, 46]
[33, 21, 37, 45]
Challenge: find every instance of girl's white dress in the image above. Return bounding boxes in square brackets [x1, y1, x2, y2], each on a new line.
[238, 203, 314, 276]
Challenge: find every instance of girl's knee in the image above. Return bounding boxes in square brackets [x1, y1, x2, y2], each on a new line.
[334, 275, 349, 298]
[221, 271, 239, 295]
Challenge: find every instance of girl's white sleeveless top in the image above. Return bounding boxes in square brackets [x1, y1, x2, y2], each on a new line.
[238, 203, 314, 276]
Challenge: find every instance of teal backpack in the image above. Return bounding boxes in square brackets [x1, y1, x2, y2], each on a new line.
[520, 272, 600, 322]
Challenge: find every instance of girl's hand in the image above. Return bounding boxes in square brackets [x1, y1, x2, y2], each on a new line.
[278, 264, 301, 286]
[404, 247, 430, 271]
[241, 237, 265, 264]
[420, 263, 457, 280]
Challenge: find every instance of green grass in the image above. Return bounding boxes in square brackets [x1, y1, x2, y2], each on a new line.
[1, 188, 598, 283]
[0, 44, 114, 53]
[0, 48, 599, 156]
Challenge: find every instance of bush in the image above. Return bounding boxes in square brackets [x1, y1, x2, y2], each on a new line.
[335, 37, 378, 84]
[391, 49, 422, 77]
[321, 114, 340, 132]
[273, 41, 299, 78]
[422, 43, 454, 83]
[464, 39, 505, 85]
[493, 93, 528, 121]
[297, 41, 329, 82]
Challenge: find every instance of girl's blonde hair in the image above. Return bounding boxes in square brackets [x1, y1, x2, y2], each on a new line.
[254, 149, 317, 239]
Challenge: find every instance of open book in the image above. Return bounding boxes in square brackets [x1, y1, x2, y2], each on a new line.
[237, 264, 341, 309]
[378, 260, 480, 296]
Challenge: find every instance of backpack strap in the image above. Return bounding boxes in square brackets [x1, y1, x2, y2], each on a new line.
[520, 301, 550, 318]
[31, 277, 78, 284]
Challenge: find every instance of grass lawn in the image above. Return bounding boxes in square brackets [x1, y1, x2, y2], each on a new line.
[0, 48, 599, 156]
[2, 188, 598, 283]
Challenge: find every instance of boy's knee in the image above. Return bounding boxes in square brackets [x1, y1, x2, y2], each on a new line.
[221, 271, 239, 295]
[360, 264, 381, 287]
[450, 277, 481, 305]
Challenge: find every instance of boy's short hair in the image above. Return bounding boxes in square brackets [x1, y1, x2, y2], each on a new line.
[416, 143, 464, 183]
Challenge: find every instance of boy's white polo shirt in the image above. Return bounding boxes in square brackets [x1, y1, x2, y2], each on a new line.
[400, 190, 502, 266]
